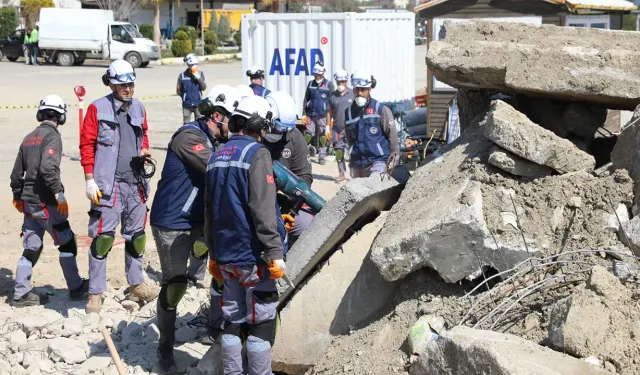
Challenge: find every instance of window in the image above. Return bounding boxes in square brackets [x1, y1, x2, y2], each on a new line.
[565, 15, 610, 29]
[111, 25, 134, 43]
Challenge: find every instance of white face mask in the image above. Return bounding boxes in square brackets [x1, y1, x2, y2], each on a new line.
[355, 96, 368, 107]
[337, 85, 346, 93]
[315, 78, 323, 85]
[263, 132, 283, 143]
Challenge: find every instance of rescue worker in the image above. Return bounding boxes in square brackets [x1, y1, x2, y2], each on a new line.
[205, 95, 288, 375]
[302, 61, 334, 165]
[10, 95, 89, 307]
[23, 28, 32, 65]
[264, 90, 314, 246]
[246, 67, 271, 97]
[80, 59, 159, 314]
[31, 24, 39, 65]
[345, 69, 399, 178]
[235, 83, 255, 100]
[177, 53, 207, 124]
[151, 84, 240, 374]
[328, 69, 355, 183]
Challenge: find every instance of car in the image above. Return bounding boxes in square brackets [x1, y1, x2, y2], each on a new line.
[0, 29, 26, 62]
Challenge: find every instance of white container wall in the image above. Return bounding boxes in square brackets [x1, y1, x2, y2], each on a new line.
[242, 12, 415, 116]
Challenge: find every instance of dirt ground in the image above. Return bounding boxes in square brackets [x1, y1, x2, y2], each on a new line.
[0, 59, 347, 305]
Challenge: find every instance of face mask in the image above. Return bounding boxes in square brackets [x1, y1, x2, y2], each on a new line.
[355, 96, 368, 107]
[263, 132, 283, 143]
[315, 79, 323, 85]
[337, 85, 346, 93]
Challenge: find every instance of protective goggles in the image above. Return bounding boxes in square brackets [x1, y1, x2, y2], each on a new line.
[351, 78, 372, 88]
[110, 72, 136, 84]
[272, 119, 295, 133]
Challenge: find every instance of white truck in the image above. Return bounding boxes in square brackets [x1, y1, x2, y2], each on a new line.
[38, 8, 159, 68]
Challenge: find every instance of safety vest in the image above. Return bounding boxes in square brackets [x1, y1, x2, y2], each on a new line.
[92, 94, 146, 201]
[345, 99, 390, 167]
[206, 135, 288, 266]
[305, 78, 330, 117]
[180, 72, 202, 108]
[150, 119, 214, 230]
[250, 83, 271, 98]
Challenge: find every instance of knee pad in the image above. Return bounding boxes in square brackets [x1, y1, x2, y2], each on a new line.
[223, 322, 248, 342]
[58, 233, 77, 257]
[319, 135, 327, 147]
[125, 231, 146, 259]
[191, 239, 209, 259]
[22, 246, 43, 266]
[52, 220, 71, 232]
[334, 149, 344, 161]
[159, 274, 188, 311]
[90, 233, 114, 260]
[247, 319, 277, 347]
[304, 134, 312, 144]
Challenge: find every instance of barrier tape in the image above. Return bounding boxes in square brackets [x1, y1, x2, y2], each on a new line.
[0, 94, 178, 110]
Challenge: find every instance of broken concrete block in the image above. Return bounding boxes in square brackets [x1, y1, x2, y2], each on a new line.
[488, 145, 553, 178]
[482, 100, 595, 173]
[197, 343, 223, 375]
[602, 204, 629, 233]
[408, 315, 445, 355]
[371, 125, 540, 283]
[411, 326, 615, 375]
[273, 212, 395, 368]
[427, 20, 640, 110]
[278, 174, 404, 304]
[612, 111, 640, 215]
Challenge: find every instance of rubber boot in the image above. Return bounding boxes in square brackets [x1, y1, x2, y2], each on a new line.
[156, 303, 178, 375]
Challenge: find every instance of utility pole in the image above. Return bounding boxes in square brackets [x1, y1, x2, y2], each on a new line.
[200, 0, 204, 45]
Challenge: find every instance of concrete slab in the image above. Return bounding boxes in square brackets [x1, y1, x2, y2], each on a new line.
[488, 146, 553, 179]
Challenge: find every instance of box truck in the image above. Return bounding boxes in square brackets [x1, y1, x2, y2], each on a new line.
[38, 8, 159, 68]
[241, 12, 415, 117]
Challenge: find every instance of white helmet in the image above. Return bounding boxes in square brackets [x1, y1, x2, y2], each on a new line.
[235, 84, 255, 100]
[38, 94, 67, 114]
[312, 61, 326, 75]
[333, 69, 348, 82]
[265, 91, 297, 134]
[351, 68, 376, 89]
[184, 53, 197, 65]
[204, 84, 240, 115]
[105, 59, 136, 85]
[246, 66, 265, 79]
[229, 96, 272, 133]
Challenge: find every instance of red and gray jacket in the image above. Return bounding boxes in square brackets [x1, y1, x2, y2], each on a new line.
[80, 94, 149, 206]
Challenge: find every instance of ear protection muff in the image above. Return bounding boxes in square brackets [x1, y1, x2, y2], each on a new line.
[102, 69, 110, 86]
[370, 75, 377, 89]
[246, 110, 272, 132]
[36, 108, 66, 125]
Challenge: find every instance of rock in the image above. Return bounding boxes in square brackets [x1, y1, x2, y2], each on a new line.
[584, 356, 603, 367]
[19, 310, 63, 335]
[488, 146, 552, 178]
[121, 300, 139, 312]
[83, 313, 100, 333]
[279, 171, 404, 302]
[371, 124, 541, 283]
[613, 261, 632, 280]
[62, 316, 84, 337]
[612, 108, 640, 214]
[17, 339, 55, 353]
[482, 100, 595, 173]
[197, 342, 224, 375]
[410, 326, 615, 375]
[101, 316, 114, 329]
[523, 313, 540, 333]
[551, 206, 565, 232]
[408, 315, 445, 355]
[120, 322, 145, 348]
[603, 204, 629, 233]
[426, 20, 640, 110]
[48, 337, 87, 364]
[175, 325, 196, 343]
[568, 196, 583, 209]
[273, 213, 395, 367]
[9, 330, 27, 348]
[619, 216, 640, 255]
[22, 350, 47, 369]
[79, 355, 113, 372]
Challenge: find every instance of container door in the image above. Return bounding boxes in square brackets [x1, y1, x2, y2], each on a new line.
[109, 24, 133, 60]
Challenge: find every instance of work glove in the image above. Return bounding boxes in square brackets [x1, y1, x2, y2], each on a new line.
[282, 214, 295, 231]
[85, 179, 102, 204]
[302, 115, 308, 125]
[208, 260, 224, 281]
[267, 259, 286, 280]
[387, 152, 399, 169]
[12, 200, 24, 214]
[55, 192, 68, 216]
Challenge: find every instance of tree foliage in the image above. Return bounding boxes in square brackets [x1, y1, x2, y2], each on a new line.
[208, 11, 218, 33]
[322, 0, 361, 12]
[177, 25, 197, 50]
[623, 14, 636, 31]
[217, 14, 231, 42]
[21, 0, 54, 27]
[204, 29, 217, 54]
[171, 30, 192, 56]
[0, 8, 18, 39]
[233, 26, 241, 49]
[139, 24, 153, 39]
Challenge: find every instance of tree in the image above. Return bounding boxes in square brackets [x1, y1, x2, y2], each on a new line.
[141, 0, 180, 47]
[322, 0, 360, 12]
[217, 14, 230, 42]
[623, 14, 636, 31]
[208, 11, 218, 34]
[95, 0, 143, 21]
[21, 0, 54, 27]
[0, 8, 18, 39]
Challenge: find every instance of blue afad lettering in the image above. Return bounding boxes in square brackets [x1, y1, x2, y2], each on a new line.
[270, 48, 324, 76]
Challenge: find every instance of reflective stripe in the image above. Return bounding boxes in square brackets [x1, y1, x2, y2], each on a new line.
[239, 142, 260, 163]
[346, 117, 360, 125]
[207, 160, 252, 171]
[181, 187, 199, 212]
[59, 252, 75, 258]
[210, 287, 223, 296]
[376, 143, 384, 156]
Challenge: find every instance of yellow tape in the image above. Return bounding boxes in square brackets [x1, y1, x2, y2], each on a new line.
[0, 94, 177, 110]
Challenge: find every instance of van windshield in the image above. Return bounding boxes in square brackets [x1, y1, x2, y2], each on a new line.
[122, 24, 144, 38]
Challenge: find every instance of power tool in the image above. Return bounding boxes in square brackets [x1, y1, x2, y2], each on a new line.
[272, 161, 326, 216]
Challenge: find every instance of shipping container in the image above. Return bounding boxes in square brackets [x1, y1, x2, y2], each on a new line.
[241, 12, 416, 117]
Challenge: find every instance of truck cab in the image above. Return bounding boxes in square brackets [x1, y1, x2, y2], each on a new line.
[107, 22, 159, 68]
